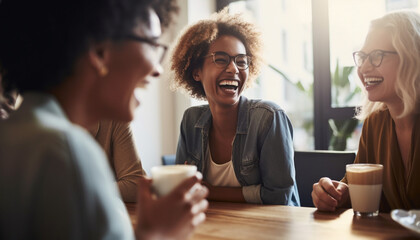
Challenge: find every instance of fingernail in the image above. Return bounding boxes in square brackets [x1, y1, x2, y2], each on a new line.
[192, 213, 206, 226]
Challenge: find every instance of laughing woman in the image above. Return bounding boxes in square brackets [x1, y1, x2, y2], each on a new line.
[171, 9, 299, 205]
[0, 0, 208, 238]
[312, 11, 420, 212]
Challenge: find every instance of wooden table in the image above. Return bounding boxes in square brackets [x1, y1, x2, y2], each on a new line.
[125, 202, 417, 239]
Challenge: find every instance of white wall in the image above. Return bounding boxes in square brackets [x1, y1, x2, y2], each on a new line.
[131, 0, 216, 175]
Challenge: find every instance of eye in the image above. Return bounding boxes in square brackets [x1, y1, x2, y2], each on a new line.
[356, 53, 367, 63]
[371, 50, 383, 59]
[235, 56, 248, 66]
[214, 55, 229, 64]
[358, 52, 367, 59]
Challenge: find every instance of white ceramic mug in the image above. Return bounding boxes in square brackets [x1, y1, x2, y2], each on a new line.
[151, 165, 197, 197]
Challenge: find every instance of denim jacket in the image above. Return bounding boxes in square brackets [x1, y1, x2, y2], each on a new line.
[176, 96, 300, 205]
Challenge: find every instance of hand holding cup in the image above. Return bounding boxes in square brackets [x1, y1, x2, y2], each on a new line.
[135, 167, 208, 240]
[346, 164, 383, 217]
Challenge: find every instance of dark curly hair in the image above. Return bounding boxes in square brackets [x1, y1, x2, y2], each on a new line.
[152, 0, 179, 29]
[0, 0, 178, 93]
[170, 8, 263, 100]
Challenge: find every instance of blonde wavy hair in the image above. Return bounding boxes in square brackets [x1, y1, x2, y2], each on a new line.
[357, 10, 420, 120]
[170, 8, 263, 100]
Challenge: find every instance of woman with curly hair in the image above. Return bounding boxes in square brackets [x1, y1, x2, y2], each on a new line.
[312, 10, 420, 212]
[171, 9, 299, 205]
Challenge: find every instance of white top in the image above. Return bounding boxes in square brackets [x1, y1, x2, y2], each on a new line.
[206, 148, 241, 187]
[205, 142, 262, 204]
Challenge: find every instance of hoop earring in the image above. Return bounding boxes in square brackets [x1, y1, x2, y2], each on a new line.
[99, 65, 108, 77]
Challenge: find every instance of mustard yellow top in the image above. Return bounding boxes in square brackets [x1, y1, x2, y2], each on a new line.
[343, 110, 420, 212]
[89, 121, 145, 202]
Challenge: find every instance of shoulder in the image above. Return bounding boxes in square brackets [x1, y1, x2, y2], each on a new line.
[37, 121, 115, 198]
[100, 120, 131, 135]
[250, 99, 283, 112]
[360, 110, 391, 140]
[368, 109, 390, 119]
[245, 98, 287, 118]
[364, 110, 390, 127]
[181, 104, 210, 122]
[1, 109, 109, 188]
[41, 121, 106, 169]
[26, 109, 106, 170]
[184, 104, 209, 115]
[238, 98, 292, 136]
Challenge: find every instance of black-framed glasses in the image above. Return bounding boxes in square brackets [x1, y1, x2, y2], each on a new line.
[204, 51, 251, 70]
[352, 49, 397, 68]
[125, 35, 168, 63]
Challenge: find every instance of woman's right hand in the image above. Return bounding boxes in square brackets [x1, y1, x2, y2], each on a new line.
[311, 177, 350, 211]
[135, 173, 209, 240]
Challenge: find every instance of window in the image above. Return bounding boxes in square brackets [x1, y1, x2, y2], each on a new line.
[282, 30, 288, 63]
[225, 0, 314, 150]
[219, 0, 420, 150]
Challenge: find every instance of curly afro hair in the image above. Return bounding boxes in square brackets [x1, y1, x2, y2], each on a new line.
[152, 0, 179, 29]
[170, 8, 263, 100]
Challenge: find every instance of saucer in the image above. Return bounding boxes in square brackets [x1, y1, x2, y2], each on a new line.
[391, 209, 420, 236]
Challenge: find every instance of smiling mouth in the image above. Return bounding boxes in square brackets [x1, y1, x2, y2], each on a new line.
[364, 77, 383, 86]
[219, 80, 239, 91]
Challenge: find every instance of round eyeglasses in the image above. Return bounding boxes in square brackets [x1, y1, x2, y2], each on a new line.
[204, 51, 251, 70]
[125, 35, 168, 63]
[352, 49, 397, 68]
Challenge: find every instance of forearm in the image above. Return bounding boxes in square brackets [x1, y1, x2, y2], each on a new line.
[117, 177, 140, 202]
[206, 185, 246, 203]
[115, 163, 144, 202]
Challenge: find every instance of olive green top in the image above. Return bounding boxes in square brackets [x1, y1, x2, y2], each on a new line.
[343, 110, 420, 212]
[89, 120, 146, 202]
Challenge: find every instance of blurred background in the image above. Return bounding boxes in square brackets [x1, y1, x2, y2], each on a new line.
[131, 0, 420, 174]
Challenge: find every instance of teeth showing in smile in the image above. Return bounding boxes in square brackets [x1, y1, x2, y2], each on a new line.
[219, 80, 239, 90]
[364, 77, 383, 86]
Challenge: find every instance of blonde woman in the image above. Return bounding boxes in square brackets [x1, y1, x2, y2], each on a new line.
[171, 9, 299, 205]
[312, 10, 420, 212]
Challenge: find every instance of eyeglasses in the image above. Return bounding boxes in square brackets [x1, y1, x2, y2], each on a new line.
[125, 35, 168, 63]
[204, 51, 251, 70]
[352, 49, 397, 68]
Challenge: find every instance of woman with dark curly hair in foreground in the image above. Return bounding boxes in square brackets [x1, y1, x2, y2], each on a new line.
[0, 0, 208, 239]
[171, 8, 300, 205]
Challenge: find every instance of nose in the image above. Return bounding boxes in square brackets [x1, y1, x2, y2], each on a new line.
[358, 57, 375, 73]
[151, 64, 163, 78]
[225, 58, 239, 74]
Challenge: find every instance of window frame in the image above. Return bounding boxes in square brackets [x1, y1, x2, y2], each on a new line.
[312, 0, 356, 149]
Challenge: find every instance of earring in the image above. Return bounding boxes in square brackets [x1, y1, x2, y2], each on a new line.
[99, 65, 108, 77]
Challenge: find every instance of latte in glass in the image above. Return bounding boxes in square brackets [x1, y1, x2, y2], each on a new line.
[346, 164, 383, 217]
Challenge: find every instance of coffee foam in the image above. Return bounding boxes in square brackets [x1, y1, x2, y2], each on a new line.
[151, 165, 197, 197]
[346, 164, 383, 185]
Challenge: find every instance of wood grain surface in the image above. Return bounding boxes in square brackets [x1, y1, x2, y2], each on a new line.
[125, 201, 417, 239]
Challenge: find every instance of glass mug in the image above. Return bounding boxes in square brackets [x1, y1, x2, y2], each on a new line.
[346, 164, 383, 217]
